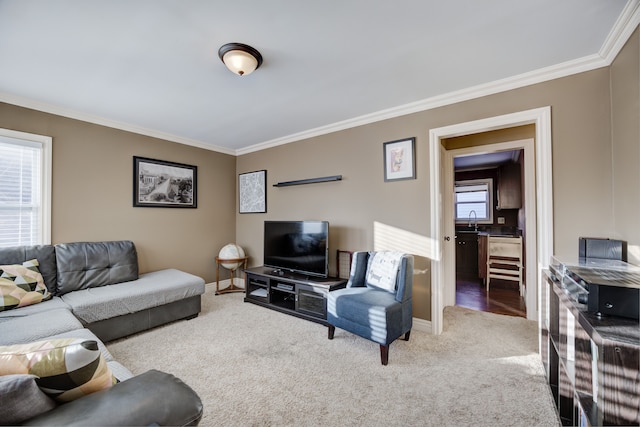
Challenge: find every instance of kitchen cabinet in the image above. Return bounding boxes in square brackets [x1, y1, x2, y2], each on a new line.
[456, 232, 478, 280]
[497, 163, 521, 209]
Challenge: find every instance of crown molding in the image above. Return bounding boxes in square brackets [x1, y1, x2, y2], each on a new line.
[2, 1, 638, 158]
[599, 0, 640, 63]
[236, 53, 608, 155]
[238, 1, 639, 156]
[0, 92, 236, 155]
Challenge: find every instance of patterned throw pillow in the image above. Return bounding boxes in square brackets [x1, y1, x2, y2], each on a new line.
[0, 259, 51, 311]
[366, 251, 403, 292]
[0, 338, 116, 402]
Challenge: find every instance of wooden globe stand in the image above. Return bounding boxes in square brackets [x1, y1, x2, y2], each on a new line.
[215, 256, 249, 295]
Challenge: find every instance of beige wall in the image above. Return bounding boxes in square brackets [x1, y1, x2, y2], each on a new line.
[237, 64, 621, 322]
[1, 25, 636, 322]
[0, 103, 236, 282]
[237, 121, 434, 320]
[611, 27, 640, 265]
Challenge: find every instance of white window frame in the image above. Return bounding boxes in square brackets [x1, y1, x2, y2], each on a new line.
[0, 128, 52, 245]
[454, 178, 493, 225]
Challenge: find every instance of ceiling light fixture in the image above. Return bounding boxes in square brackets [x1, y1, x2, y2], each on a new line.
[218, 43, 263, 76]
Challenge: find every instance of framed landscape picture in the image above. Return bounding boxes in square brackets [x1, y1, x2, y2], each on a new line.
[239, 170, 267, 213]
[133, 156, 197, 208]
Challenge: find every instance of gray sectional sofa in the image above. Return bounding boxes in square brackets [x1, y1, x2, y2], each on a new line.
[0, 240, 206, 426]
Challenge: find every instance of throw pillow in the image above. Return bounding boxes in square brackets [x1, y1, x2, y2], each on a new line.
[365, 251, 404, 292]
[0, 338, 116, 402]
[0, 374, 57, 425]
[0, 259, 51, 311]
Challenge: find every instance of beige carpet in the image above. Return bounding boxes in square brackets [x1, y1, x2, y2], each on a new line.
[107, 284, 559, 426]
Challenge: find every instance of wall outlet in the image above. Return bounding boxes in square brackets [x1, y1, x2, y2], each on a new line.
[498, 217, 505, 224]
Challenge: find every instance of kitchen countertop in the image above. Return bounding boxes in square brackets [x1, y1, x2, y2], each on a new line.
[478, 231, 519, 237]
[456, 226, 521, 237]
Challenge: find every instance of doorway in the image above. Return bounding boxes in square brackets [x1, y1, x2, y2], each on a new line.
[452, 147, 527, 318]
[428, 107, 554, 335]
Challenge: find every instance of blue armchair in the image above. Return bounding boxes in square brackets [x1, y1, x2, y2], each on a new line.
[327, 251, 414, 365]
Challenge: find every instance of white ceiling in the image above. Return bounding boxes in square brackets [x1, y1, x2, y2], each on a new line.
[0, 1, 636, 155]
[454, 150, 520, 170]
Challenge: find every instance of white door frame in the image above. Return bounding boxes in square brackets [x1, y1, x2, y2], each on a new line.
[429, 107, 554, 335]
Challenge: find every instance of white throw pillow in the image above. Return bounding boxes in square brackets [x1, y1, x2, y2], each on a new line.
[366, 252, 403, 292]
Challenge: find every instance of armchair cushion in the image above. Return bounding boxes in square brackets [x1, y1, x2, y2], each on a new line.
[328, 287, 404, 344]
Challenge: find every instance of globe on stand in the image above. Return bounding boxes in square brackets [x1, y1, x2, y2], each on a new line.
[215, 243, 248, 295]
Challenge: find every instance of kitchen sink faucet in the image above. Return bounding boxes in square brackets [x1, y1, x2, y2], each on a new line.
[468, 210, 478, 231]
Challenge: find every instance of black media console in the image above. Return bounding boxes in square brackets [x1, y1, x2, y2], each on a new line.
[243, 266, 347, 325]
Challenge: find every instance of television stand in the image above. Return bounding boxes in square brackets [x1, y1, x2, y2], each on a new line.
[243, 266, 347, 325]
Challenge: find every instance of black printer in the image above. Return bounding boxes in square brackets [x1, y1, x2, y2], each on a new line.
[550, 238, 639, 320]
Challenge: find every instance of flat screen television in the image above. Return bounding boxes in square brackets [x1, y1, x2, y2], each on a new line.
[263, 220, 329, 278]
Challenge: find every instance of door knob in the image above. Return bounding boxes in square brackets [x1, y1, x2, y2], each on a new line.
[444, 236, 451, 241]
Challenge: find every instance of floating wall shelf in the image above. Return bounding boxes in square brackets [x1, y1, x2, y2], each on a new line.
[273, 175, 342, 187]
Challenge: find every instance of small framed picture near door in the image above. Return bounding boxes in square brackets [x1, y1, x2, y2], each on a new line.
[383, 137, 416, 182]
[239, 169, 267, 213]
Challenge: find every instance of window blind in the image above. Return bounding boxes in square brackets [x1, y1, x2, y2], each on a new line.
[0, 137, 42, 247]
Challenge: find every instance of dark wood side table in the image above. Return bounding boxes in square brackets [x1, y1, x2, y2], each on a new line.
[215, 256, 248, 295]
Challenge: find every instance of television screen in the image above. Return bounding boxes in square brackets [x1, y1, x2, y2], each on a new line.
[264, 221, 329, 277]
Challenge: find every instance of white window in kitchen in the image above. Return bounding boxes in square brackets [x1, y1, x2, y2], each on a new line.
[0, 129, 52, 247]
[455, 179, 493, 224]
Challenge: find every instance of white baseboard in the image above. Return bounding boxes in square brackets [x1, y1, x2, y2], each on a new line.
[206, 278, 246, 291]
[412, 317, 432, 334]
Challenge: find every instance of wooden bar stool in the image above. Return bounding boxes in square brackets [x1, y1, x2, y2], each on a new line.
[486, 236, 524, 296]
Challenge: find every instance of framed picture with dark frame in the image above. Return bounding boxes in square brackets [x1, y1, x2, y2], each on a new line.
[383, 137, 416, 182]
[133, 156, 197, 208]
[239, 169, 267, 213]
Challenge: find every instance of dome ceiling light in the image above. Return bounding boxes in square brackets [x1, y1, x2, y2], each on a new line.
[218, 43, 263, 76]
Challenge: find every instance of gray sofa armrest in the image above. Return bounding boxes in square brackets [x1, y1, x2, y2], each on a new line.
[23, 370, 203, 426]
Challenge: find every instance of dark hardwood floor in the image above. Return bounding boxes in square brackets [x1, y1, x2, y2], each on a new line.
[456, 278, 526, 318]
